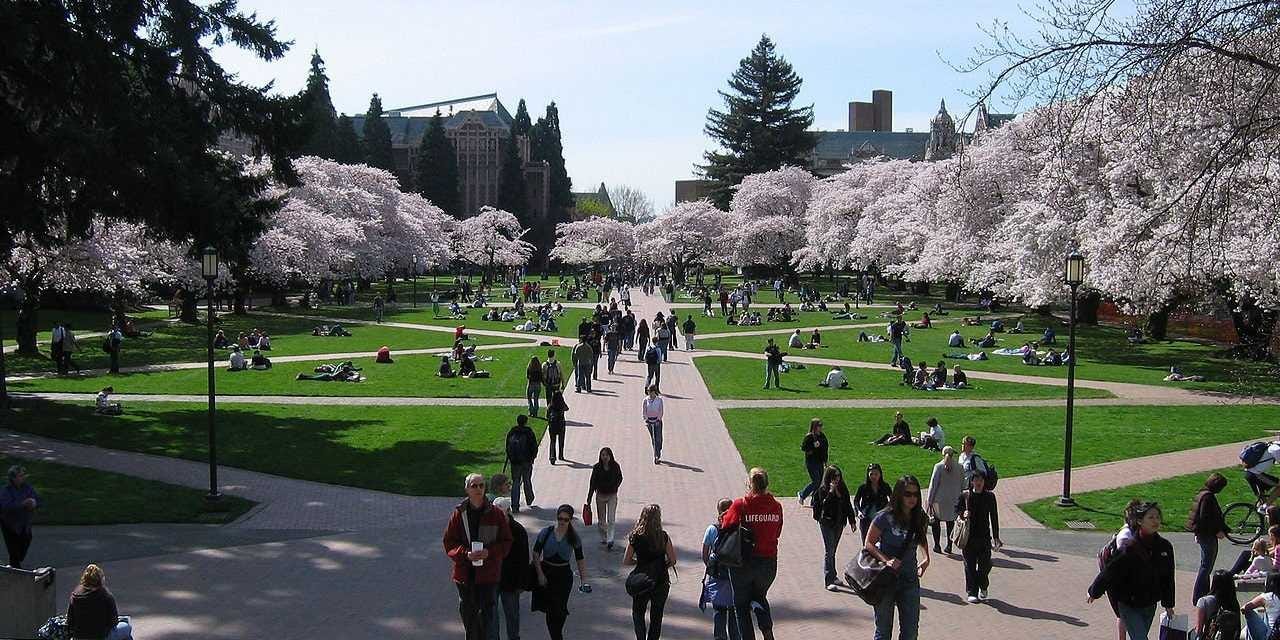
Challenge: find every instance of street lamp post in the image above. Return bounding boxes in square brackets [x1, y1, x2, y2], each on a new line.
[412, 256, 419, 308]
[202, 246, 221, 502]
[1057, 250, 1086, 507]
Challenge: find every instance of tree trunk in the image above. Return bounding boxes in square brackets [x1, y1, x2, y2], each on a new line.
[1145, 303, 1175, 341]
[318, 278, 331, 302]
[1077, 290, 1102, 325]
[179, 288, 199, 323]
[233, 288, 247, 315]
[15, 299, 38, 356]
[1226, 290, 1278, 361]
[911, 281, 931, 296]
[270, 288, 288, 308]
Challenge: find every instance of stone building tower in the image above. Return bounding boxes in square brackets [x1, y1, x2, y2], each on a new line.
[924, 99, 958, 161]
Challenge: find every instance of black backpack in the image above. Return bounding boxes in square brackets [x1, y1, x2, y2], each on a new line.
[709, 522, 754, 575]
[1242, 441, 1270, 467]
[1205, 607, 1240, 640]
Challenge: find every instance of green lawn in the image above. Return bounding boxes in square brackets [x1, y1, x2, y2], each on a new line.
[693, 356, 1113, 400]
[2, 401, 541, 496]
[10, 345, 561, 398]
[700, 316, 1279, 396]
[30, 308, 171, 343]
[273, 304, 605, 339]
[1020, 466, 1255, 532]
[7, 311, 519, 375]
[720, 405, 1280, 496]
[0, 455, 253, 525]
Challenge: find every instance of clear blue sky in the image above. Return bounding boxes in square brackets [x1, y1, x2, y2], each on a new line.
[212, 1, 1039, 210]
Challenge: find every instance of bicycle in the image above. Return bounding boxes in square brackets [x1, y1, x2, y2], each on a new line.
[1223, 480, 1274, 545]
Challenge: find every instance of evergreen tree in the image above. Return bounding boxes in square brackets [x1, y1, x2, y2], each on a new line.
[362, 93, 395, 171]
[415, 110, 461, 217]
[296, 49, 338, 159]
[334, 114, 363, 164]
[530, 102, 573, 211]
[497, 134, 528, 219]
[701, 34, 814, 208]
[512, 99, 532, 137]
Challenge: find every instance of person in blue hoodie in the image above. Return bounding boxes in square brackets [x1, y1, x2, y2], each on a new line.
[1, 465, 41, 569]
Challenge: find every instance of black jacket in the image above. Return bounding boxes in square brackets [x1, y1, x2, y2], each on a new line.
[1187, 489, 1229, 539]
[1088, 532, 1176, 609]
[67, 585, 118, 640]
[801, 432, 829, 465]
[589, 461, 624, 495]
[812, 485, 856, 528]
[854, 482, 892, 517]
[955, 489, 1000, 544]
[500, 515, 530, 593]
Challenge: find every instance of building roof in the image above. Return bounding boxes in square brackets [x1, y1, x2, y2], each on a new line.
[983, 112, 1016, 129]
[387, 93, 513, 125]
[811, 130, 932, 162]
[572, 182, 615, 215]
[348, 93, 514, 146]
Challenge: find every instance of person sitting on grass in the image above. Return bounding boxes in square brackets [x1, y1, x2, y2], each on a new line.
[873, 411, 912, 446]
[257, 333, 272, 351]
[514, 318, 537, 332]
[228, 346, 247, 371]
[974, 330, 997, 348]
[951, 365, 968, 389]
[788, 329, 804, 350]
[916, 417, 945, 451]
[95, 387, 123, 416]
[449, 301, 465, 318]
[1011, 318, 1025, 334]
[912, 313, 932, 329]
[898, 356, 914, 385]
[913, 361, 930, 389]
[932, 302, 948, 316]
[376, 346, 394, 364]
[931, 361, 947, 388]
[948, 329, 965, 348]
[437, 356, 456, 378]
[213, 329, 229, 349]
[1041, 325, 1056, 344]
[819, 365, 848, 389]
[808, 328, 822, 349]
[990, 318, 1005, 332]
[328, 324, 351, 337]
[1021, 346, 1041, 366]
[250, 349, 272, 370]
[1043, 349, 1062, 366]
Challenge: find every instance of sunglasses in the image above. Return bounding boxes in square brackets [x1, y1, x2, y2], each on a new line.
[557, 516, 572, 522]
[468, 483, 486, 489]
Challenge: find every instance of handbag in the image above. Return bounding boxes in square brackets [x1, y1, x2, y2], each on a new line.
[951, 493, 972, 549]
[1159, 610, 1190, 640]
[844, 529, 915, 606]
[582, 502, 593, 526]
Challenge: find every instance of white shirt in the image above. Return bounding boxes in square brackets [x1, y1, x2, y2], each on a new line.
[96, 391, 110, 411]
[788, 333, 803, 349]
[1247, 443, 1280, 474]
[824, 369, 847, 387]
[959, 450, 987, 483]
[642, 396, 664, 420]
[229, 351, 246, 369]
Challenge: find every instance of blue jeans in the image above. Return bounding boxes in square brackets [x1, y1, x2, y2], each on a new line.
[763, 363, 780, 388]
[1116, 603, 1155, 640]
[607, 345, 619, 373]
[489, 590, 520, 640]
[657, 340, 669, 362]
[637, 337, 648, 360]
[645, 365, 661, 392]
[1193, 535, 1217, 605]
[890, 338, 903, 365]
[1246, 609, 1271, 639]
[713, 606, 735, 640]
[526, 383, 540, 417]
[646, 419, 663, 459]
[819, 522, 843, 586]
[510, 462, 534, 508]
[729, 557, 777, 640]
[873, 564, 920, 640]
[800, 458, 823, 501]
[574, 361, 592, 391]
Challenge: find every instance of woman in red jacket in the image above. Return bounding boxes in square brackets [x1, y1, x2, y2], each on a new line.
[721, 467, 783, 640]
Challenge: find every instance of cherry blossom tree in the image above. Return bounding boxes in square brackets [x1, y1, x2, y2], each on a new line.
[727, 165, 815, 270]
[451, 206, 533, 281]
[633, 200, 732, 283]
[551, 216, 636, 265]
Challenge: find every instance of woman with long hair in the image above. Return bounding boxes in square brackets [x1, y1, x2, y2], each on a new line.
[587, 447, 624, 550]
[811, 465, 857, 591]
[1087, 501, 1176, 640]
[864, 475, 931, 640]
[1188, 472, 1230, 605]
[532, 504, 591, 640]
[624, 504, 677, 640]
[66, 564, 131, 640]
[926, 447, 964, 554]
[720, 467, 783, 640]
[526, 355, 543, 417]
[636, 319, 651, 361]
[797, 418, 829, 506]
[854, 463, 892, 542]
[1195, 569, 1240, 639]
[546, 390, 570, 464]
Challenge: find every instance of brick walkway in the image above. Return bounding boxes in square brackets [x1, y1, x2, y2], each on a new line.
[0, 289, 1258, 638]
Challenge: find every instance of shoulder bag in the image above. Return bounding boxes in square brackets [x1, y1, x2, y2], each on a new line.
[844, 523, 915, 606]
[951, 492, 972, 549]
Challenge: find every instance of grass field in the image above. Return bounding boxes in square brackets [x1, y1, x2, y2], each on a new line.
[700, 315, 1279, 396]
[3, 401, 543, 496]
[693, 355, 1113, 400]
[10, 345, 558, 398]
[719, 405, 1280, 496]
[273, 304, 608, 339]
[7, 312, 520, 375]
[0, 455, 253, 525]
[1019, 466, 1255, 532]
[30, 308, 171, 343]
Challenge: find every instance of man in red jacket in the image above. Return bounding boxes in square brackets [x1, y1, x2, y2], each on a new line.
[443, 472, 513, 640]
[721, 467, 784, 640]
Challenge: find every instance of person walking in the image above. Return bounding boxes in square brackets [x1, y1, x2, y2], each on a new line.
[763, 338, 783, 390]
[492, 497, 528, 640]
[625, 504, 677, 640]
[926, 446, 965, 554]
[504, 416, 538, 511]
[644, 344, 662, 394]
[373, 294, 384, 323]
[66, 564, 132, 640]
[701, 498, 737, 640]
[541, 350, 563, 403]
[854, 463, 891, 542]
[532, 505, 592, 640]
[666, 315, 679, 352]
[526, 356, 543, 417]
[655, 319, 671, 362]
[622, 311, 636, 352]
[588, 326, 603, 382]
[865, 475, 932, 640]
[605, 325, 622, 374]
[721, 468, 784, 640]
[1, 465, 40, 569]
[571, 340, 593, 393]
[958, 436, 989, 488]
[811, 465, 857, 590]
[60, 323, 79, 375]
[50, 322, 65, 375]
[546, 391, 569, 465]
[1087, 501, 1176, 640]
[105, 324, 123, 374]
[1188, 472, 1230, 605]
[682, 315, 696, 352]
[443, 473, 513, 640]
[643, 386, 664, 465]
[956, 471, 1002, 603]
[889, 316, 906, 366]
[636, 319, 650, 362]
[587, 447, 624, 551]
[797, 418, 828, 506]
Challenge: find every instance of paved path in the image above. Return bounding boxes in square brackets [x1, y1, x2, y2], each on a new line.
[1, 289, 1268, 639]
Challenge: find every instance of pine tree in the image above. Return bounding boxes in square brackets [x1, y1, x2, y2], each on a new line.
[702, 34, 814, 208]
[497, 134, 527, 218]
[415, 110, 461, 216]
[296, 49, 338, 159]
[362, 93, 395, 171]
[530, 102, 573, 211]
[334, 114, 363, 164]
[512, 99, 532, 137]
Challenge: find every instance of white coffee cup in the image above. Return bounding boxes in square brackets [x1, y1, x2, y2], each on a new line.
[472, 541, 484, 566]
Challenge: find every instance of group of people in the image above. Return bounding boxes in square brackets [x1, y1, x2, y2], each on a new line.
[897, 357, 969, 391]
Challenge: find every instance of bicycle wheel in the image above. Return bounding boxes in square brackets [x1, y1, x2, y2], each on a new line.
[1224, 502, 1263, 545]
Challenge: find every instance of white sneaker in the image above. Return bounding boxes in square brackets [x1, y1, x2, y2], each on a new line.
[978, 589, 988, 601]
[966, 595, 979, 604]
[825, 584, 839, 592]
